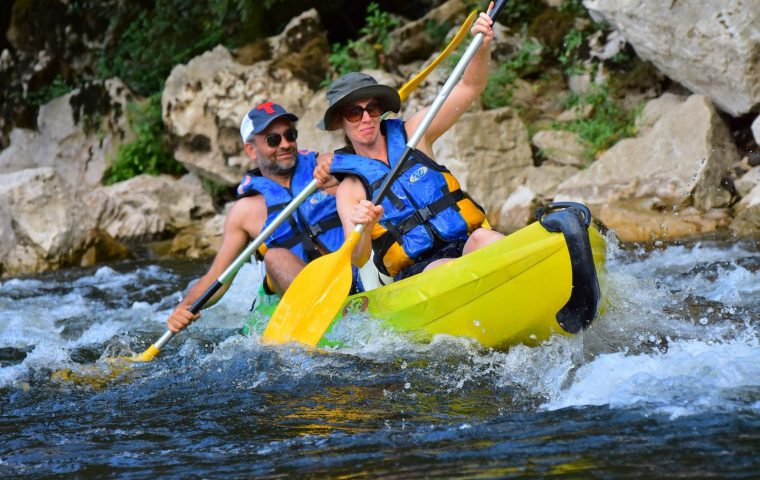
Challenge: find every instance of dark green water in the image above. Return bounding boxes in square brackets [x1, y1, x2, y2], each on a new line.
[1, 236, 759, 478]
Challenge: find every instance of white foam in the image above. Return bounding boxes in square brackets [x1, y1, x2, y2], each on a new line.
[544, 337, 760, 417]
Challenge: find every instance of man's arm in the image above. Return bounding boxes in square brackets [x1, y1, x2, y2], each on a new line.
[405, 5, 495, 157]
[166, 196, 266, 333]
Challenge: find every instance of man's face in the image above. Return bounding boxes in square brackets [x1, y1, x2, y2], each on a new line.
[247, 118, 298, 176]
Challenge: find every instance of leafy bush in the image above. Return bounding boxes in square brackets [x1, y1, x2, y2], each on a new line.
[482, 37, 544, 109]
[554, 84, 640, 157]
[326, 2, 399, 79]
[26, 76, 75, 106]
[98, 0, 257, 96]
[105, 94, 185, 184]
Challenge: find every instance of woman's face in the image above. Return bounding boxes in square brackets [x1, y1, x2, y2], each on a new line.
[339, 98, 382, 148]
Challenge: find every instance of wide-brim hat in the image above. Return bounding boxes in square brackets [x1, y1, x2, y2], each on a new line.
[317, 72, 401, 131]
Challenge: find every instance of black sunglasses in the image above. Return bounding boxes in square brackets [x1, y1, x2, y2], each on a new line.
[265, 128, 298, 148]
[341, 102, 382, 122]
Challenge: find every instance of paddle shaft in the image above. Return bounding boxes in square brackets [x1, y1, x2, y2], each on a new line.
[355, 0, 506, 237]
[140, 179, 320, 358]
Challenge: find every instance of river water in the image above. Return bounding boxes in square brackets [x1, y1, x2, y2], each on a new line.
[1, 233, 759, 478]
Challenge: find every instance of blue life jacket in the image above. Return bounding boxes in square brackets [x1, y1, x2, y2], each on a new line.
[329, 119, 486, 277]
[237, 150, 343, 263]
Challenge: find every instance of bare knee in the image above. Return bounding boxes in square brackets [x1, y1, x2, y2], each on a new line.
[263, 248, 306, 293]
[463, 228, 504, 255]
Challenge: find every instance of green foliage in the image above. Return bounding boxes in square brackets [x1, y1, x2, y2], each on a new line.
[105, 94, 185, 184]
[26, 76, 75, 106]
[557, 27, 588, 76]
[98, 0, 256, 96]
[482, 37, 544, 109]
[554, 84, 639, 157]
[326, 2, 399, 78]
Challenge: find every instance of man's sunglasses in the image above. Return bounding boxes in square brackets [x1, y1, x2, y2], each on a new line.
[341, 102, 382, 123]
[265, 128, 298, 148]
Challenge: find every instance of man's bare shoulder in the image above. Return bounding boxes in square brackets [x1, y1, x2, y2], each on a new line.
[225, 195, 267, 235]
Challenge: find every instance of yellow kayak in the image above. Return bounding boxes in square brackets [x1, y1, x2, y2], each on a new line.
[244, 202, 606, 350]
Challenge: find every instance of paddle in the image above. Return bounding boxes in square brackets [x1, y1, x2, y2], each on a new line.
[51, 10, 483, 386]
[262, 0, 507, 347]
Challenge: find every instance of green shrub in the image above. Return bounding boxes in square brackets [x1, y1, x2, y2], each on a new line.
[26, 76, 75, 106]
[98, 0, 257, 96]
[554, 84, 639, 158]
[326, 2, 399, 79]
[482, 36, 544, 109]
[105, 94, 185, 184]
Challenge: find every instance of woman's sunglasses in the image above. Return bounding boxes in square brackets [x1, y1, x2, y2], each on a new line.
[265, 128, 298, 148]
[341, 102, 382, 123]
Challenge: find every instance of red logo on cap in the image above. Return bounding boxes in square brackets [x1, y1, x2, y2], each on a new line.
[256, 101, 276, 115]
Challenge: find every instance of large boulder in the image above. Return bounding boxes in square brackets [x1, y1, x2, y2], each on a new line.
[162, 46, 315, 185]
[0, 168, 129, 277]
[433, 107, 534, 217]
[584, 0, 760, 116]
[0, 79, 135, 190]
[730, 183, 760, 236]
[162, 10, 331, 185]
[85, 173, 216, 241]
[556, 94, 738, 241]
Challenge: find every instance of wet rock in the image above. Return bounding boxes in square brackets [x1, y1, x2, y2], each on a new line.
[730, 183, 760, 236]
[734, 166, 760, 198]
[0, 167, 129, 277]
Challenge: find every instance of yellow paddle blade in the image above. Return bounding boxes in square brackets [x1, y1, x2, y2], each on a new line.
[262, 231, 361, 346]
[50, 344, 159, 386]
[397, 10, 477, 101]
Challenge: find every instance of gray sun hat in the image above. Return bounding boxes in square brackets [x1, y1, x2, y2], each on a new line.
[317, 72, 401, 131]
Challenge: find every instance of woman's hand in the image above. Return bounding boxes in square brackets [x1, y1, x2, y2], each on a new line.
[471, 2, 495, 46]
[350, 199, 384, 228]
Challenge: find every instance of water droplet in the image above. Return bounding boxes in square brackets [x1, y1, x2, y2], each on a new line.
[473, 320, 480, 327]
[699, 317, 709, 325]
[401, 361, 408, 369]
[404, 382, 411, 389]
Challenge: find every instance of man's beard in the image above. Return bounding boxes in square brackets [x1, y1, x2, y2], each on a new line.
[259, 151, 296, 176]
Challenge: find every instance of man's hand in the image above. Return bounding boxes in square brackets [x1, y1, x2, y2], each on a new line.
[166, 306, 200, 333]
[314, 152, 338, 190]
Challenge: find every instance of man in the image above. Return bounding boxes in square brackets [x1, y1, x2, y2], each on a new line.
[166, 101, 342, 333]
[314, 6, 503, 282]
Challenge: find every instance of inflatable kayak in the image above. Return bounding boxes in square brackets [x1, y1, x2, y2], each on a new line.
[243, 202, 606, 350]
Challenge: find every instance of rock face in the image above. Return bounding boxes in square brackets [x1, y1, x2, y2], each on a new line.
[0, 168, 128, 278]
[433, 107, 534, 217]
[0, 79, 135, 189]
[162, 9, 331, 186]
[556, 95, 738, 241]
[584, 0, 760, 116]
[85, 174, 216, 241]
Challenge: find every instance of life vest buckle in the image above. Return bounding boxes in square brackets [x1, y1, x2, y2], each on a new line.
[412, 205, 433, 225]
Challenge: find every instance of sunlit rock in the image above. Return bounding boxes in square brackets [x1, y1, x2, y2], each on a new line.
[162, 46, 314, 185]
[85, 173, 215, 241]
[555, 95, 737, 240]
[433, 107, 533, 216]
[0, 168, 128, 277]
[584, 0, 760, 116]
[0, 79, 135, 190]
